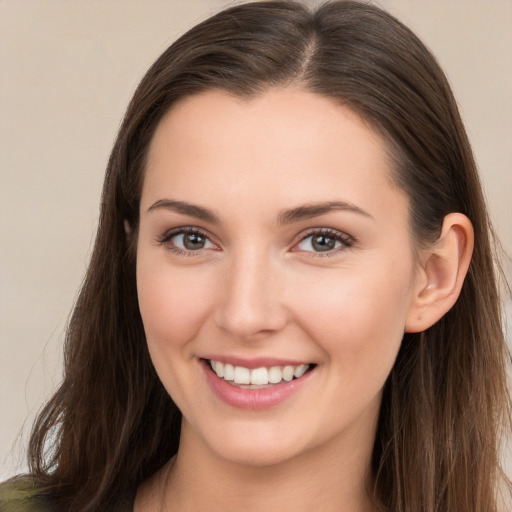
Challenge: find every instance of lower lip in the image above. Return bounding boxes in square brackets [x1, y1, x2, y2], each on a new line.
[202, 360, 314, 410]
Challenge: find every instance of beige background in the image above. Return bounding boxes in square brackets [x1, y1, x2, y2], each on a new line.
[1, 0, 511, 480]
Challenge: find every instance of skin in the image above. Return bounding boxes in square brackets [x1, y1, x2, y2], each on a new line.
[134, 88, 473, 511]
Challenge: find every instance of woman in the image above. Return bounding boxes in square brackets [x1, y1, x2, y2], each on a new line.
[1, 1, 510, 511]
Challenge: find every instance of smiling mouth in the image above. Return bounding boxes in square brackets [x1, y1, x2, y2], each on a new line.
[206, 359, 314, 389]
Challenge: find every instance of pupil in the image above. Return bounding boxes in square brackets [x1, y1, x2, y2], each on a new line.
[184, 233, 205, 250]
[312, 235, 335, 252]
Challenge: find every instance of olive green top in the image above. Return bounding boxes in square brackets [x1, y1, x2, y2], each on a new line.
[0, 478, 56, 512]
[0, 478, 134, 511]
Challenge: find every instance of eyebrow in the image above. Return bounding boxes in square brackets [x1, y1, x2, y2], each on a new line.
[147, 199, 220, 223]
[146, 199, 372, 225]
[277, 201, 373, 225]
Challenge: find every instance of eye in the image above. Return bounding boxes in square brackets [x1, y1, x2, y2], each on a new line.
[159, 227, 217, 255]
[294, 229, 353, 255]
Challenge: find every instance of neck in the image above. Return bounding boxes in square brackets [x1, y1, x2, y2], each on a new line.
[137, 418, 377, 512]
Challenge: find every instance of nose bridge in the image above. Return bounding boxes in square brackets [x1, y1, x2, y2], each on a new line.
[215, 245, 286, 339]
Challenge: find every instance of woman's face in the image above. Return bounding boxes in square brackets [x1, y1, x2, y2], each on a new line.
[136, 88, 420, 467]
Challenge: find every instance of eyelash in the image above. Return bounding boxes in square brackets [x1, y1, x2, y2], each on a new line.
[157, 226, 216, 257]
[295, 228, 355, 257]
[157, 227, 355, 257]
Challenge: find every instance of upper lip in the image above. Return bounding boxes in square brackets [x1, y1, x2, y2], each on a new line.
[201, 355, 313, 369]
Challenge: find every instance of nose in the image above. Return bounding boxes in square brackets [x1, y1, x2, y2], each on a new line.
[214, 249, 288, 341]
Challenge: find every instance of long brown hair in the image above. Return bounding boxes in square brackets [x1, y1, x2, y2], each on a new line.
[26, 1, 511, 511]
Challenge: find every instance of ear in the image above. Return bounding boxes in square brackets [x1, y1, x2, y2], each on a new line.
[124, 219, 132, 235]
[405, 213, 474, 333]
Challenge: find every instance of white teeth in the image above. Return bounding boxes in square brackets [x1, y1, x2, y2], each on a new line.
[209, 360, 311, 386]
[214, 360, 224, 378]
[250, 367, 269, 385]
[268, 366, 282, 384]
[223, 363, 234, 381]
[294, 364, 308, 378]
[282, 366, 294, 382]
[233, 366, 251, 385]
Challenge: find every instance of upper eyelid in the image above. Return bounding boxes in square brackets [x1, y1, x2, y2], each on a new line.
[158, 226, 212, 243]
[291, 228, 355, 255]
[296, 227, 354, 243]
[157, 225, 354, 250]
[157, 227, 218, 257]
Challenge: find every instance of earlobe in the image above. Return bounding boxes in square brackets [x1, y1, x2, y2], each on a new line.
[405, 213, 474, 333]
[124, 220, 132, 235]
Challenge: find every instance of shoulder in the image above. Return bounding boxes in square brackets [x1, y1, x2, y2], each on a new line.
[0, 477, 135, 512]
[0, 478, 56, 512]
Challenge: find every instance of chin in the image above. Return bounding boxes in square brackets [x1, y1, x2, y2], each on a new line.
[214, 439, 304, 468]
[188, 418, 314, 468]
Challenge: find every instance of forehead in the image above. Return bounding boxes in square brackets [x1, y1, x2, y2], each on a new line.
[147, 88, 390, 169]
[142, 88, 407, 225]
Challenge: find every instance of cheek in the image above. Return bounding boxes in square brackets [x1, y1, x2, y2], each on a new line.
[136, 256, 215, 354]
[289, 260, 415, 376]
